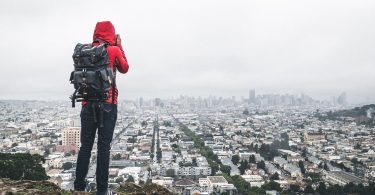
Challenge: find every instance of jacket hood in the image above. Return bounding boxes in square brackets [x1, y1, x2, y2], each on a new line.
[93, 21, 116, 45]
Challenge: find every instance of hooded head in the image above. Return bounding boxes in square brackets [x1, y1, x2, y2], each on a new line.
[93, 21, 116, 45]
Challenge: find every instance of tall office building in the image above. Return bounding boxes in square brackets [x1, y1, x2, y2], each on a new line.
[155, 98, 162, 107]
[249, 89, 256, 104]
[62, 127, 81, 147]
[139, 97, 143, 108]
[337, 92, 347, 105]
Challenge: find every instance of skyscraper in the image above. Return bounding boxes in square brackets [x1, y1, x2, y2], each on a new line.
[249, 89, 256, 104]
[337, 92, 347, 105]
[139, 97, 143, 108]
[155, 98, 162, 107]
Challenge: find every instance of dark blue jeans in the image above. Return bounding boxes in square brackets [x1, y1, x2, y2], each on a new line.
[74, 102, 117, 193]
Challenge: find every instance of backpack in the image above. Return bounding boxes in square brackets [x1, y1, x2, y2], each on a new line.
[69, 43, 114, 107]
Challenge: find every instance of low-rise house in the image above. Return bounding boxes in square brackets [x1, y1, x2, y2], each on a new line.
[325, 171, 364, 186]
[283, 163, 302, 177]
[241, 174, 265, 187]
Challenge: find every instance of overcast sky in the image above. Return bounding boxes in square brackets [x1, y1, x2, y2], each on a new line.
[0, 0, 374, 103]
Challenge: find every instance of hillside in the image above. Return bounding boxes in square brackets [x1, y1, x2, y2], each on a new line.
[318, 104, 375, 127]
[0, 178, 174, 195]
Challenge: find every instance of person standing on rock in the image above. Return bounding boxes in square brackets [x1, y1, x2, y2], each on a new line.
[73, 21, 129, 195]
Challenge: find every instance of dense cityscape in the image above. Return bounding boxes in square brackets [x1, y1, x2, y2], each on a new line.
[1, 91, 375, 195]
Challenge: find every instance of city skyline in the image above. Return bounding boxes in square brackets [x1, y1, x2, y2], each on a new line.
[0, 90, 347, 101]
[0, 89, 362, 106]
[0, 0, 374, 103]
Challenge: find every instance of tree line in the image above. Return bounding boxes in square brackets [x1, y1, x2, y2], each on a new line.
[0, 153, 49, 180]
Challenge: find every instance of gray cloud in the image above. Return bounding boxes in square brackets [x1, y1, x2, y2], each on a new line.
[0, 0, 374, 103]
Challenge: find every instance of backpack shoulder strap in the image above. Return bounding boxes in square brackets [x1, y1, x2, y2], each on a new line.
[112, 71, 116, 105]
[93, 38, 110, 45]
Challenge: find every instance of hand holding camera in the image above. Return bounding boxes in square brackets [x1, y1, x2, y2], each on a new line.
[116, 34, 121, 46]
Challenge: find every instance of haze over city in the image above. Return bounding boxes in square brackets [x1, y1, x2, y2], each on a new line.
[0, 0, 374, 103]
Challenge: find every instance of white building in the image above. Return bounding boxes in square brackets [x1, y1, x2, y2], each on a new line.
[241, 175, 265, 187]
[177, 166, 211, 176]
[283, 163, 302, 177]
[118, 167, 142, 183]
[326, 171, 363, 186]
[274, 156, 288, 167]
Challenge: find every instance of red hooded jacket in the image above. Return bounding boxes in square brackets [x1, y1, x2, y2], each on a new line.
[84, 21, 129, 105]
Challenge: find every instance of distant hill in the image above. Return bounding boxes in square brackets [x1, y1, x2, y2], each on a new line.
[334, 104, 375, 117]
[318, 104, 375, 127]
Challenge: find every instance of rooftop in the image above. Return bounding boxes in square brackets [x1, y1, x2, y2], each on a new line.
[207, 176, 228, 184]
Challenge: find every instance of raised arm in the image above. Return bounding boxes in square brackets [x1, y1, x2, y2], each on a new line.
[114, 45, 129, 74]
